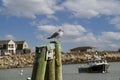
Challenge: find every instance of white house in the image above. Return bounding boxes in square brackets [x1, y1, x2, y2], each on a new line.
[0, 40, 31, 56]
[15, 41, 31, 54]
[0, 40, 16, 55]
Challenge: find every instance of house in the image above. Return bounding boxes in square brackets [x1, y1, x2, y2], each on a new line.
[0, 40, 16, 55]
[70, 46, 96, 52]
[15, 41, 31, 54]
[0, 40, 31, 56]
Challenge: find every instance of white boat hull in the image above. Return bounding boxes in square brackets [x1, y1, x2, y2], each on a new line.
[88, 64, 109, 73]
[78, 64, 109, 73]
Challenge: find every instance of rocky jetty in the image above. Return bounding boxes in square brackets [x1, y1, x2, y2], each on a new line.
[62, 51, 120, 64]
[0, 51, 120, 69]
[0, 54, 34, 69]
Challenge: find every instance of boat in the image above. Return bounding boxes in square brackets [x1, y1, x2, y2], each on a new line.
[78, 54, 110, 73]
[87, 58, 109, 73]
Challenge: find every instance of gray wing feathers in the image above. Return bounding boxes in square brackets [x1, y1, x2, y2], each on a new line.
[47, 32, 59, 39]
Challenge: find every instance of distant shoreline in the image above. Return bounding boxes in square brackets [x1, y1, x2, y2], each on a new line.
[0, 51, 120, 69]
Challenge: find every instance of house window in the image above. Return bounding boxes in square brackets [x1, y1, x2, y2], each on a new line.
[3, 44, 7, 49]
[24, 44, 28, 48]
[0, 45, 3, 49]
[17, 44, 23, 49]
[8, 44, 14, 48]
[9, 50, 14, 53]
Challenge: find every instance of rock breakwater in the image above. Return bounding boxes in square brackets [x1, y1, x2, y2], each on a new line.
[62, 51, 120, 64]
[0, 54, 34, 69]
[0, 51, 120, 69]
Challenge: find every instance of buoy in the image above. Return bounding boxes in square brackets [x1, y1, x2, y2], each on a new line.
[102, 71, 106, 73]
[20, 72, 23, 76]
[21, 69, 23, 72]
[27, 77, 31, 80]
[20, 69, 23, 76]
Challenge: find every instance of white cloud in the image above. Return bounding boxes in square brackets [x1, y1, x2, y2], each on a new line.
[1, 0, 120, 20]
[37, 23, 86, 36]
[37, 24, 94, 43]
[62, 0, 120, 18]
[46, 15, 58, 20]
[37, 25, 59, 33]
[1, 0, 59, 18]
[37, 24, 120, 50]
[37, 24, 87, 42]
[96, 32, 120, 50]
[110, 16, 120, 29]
[1, 0, 120, 51]
[5, 35, 15, 40]
[100, 32, 120, 41]
[63, 24, 86, 35]
[75, 33, 97, 43]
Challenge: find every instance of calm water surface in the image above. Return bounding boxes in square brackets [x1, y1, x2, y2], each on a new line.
[0, 62, 120, 80]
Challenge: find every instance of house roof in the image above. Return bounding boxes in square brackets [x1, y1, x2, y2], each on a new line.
[0, 40, 26, 45]
[15, 41, 25, 44]
[0, 40, 13, 44]
[70, 46, 96, 51]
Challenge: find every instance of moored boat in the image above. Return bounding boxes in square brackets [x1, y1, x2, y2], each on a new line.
[87, 59, 109, 73]
[79, 53, 110, 73]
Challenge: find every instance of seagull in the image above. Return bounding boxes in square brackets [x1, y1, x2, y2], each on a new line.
[47, 29, 64, 39]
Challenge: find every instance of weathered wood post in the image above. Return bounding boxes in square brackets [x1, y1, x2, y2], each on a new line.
[45, 42, 55, 80]
[31, 41, 62, 80]
[31, 46, 47, 80]
[55, 42, 63, 80]
[45, 59, 55, 80]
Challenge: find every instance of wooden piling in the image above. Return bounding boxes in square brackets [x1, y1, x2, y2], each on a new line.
[31, 47, 47, 80]
[55, 42, 63, 80]
[45, 59, 55, 80]
[31, 41, 63, 80]
[45, 42, 56, 80]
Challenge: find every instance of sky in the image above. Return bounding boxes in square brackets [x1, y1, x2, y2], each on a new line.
[0, 0, 120, 52]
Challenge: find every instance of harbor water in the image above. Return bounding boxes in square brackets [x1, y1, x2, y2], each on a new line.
[0, 62, 120, 80]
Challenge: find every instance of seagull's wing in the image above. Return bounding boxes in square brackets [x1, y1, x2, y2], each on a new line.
[47, 32, 59, 39]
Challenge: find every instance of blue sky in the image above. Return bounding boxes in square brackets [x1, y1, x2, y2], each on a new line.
[0, 0, 120, 52]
